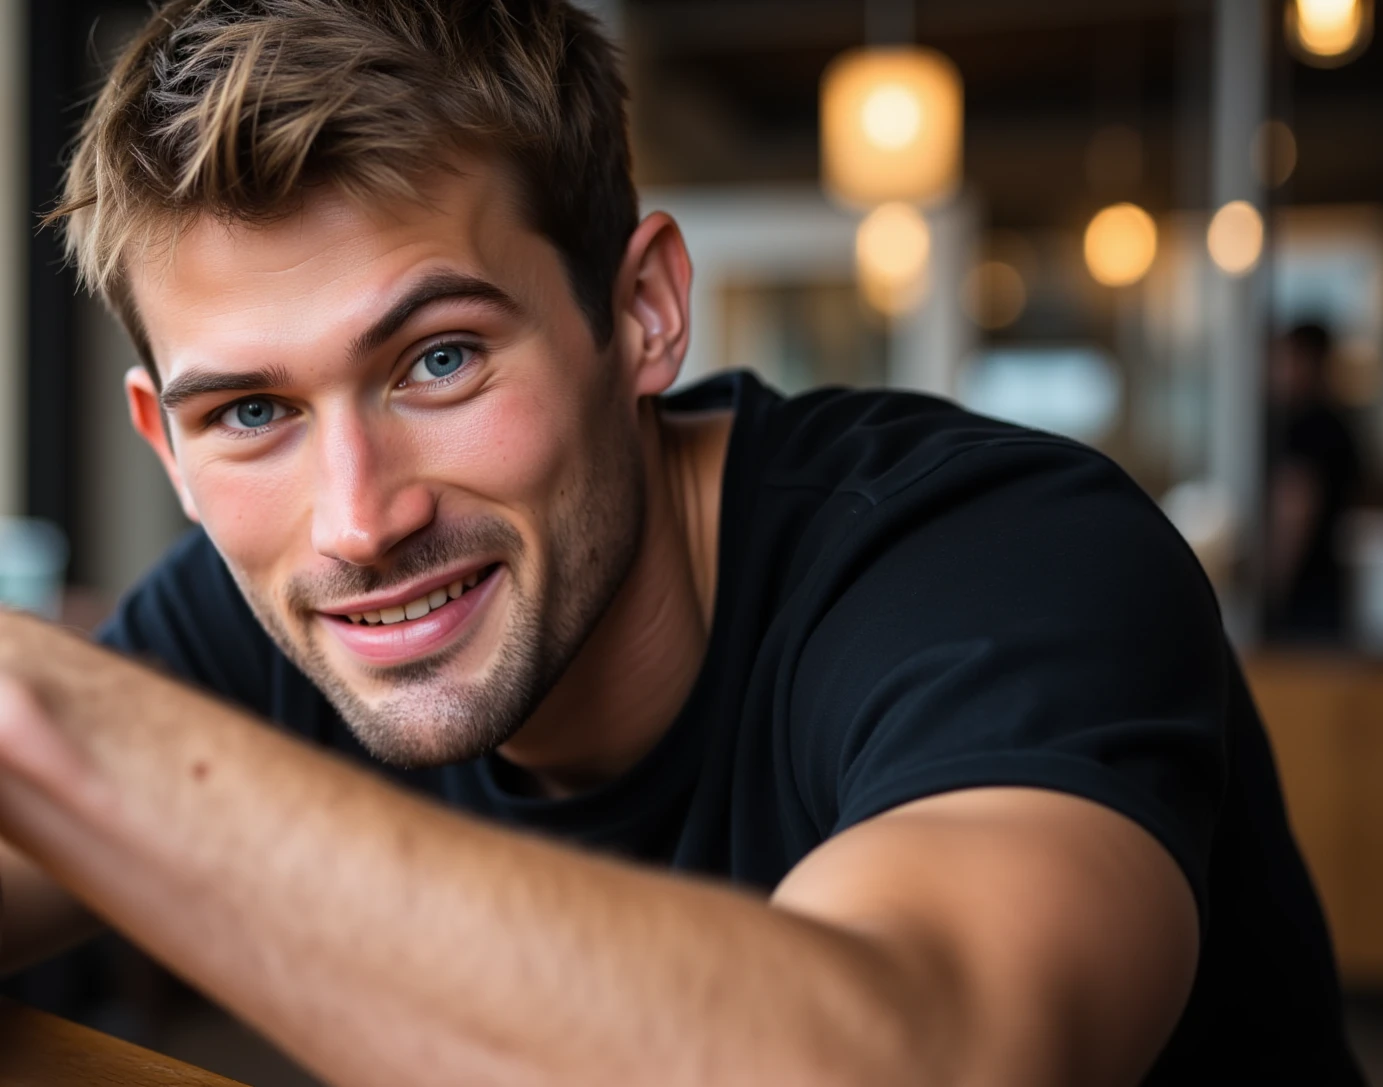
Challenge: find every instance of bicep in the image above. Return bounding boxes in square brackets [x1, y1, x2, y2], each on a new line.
[772, 787, 1199, 1087]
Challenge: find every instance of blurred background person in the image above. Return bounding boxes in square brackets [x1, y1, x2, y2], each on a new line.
[1267, 322, 1364, 642]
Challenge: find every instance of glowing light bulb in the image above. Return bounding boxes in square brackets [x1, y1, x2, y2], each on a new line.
[1207, 200, 1264, 277]
[856, 203, 930, 316]
[861, 83, 923, 150]
[1287, 0, 1372, 65]
[821, 47, 963, 207]
[1083, 203, 1158, 288]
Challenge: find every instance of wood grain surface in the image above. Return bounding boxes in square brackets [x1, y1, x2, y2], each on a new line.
[1244, 651, 1383, 986]
[0, 998, 245, 1086]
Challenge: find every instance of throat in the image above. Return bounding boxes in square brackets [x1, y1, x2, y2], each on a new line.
[660, 406, 733, 630]
[494, 406, 733, 798]
[498, 537, 711, 798]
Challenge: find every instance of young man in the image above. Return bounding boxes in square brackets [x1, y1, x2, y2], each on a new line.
[0, 0, 1361, 1083]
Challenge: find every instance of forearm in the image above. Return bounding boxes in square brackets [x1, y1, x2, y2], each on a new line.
[0, 620, 927, 1087]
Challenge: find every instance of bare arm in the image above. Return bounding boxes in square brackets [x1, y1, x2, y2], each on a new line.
[0, 614, 1197, 1087]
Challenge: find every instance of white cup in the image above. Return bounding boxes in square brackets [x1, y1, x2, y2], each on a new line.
[0, 517, 69, 620]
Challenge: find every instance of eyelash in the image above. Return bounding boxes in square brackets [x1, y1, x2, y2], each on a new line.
[211, 399, 290, 439]
[396, 339, 483, 390]
[208, 339, 483, 437]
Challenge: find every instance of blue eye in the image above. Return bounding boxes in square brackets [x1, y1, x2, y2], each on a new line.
[407, 343, 474, 384]
[221, 397, 285, 431]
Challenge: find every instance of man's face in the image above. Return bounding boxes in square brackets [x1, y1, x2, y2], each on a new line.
[128, 163, 647, 767]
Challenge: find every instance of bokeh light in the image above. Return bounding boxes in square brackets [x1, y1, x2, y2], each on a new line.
[1083, 203, 1158, 287]
[962, 260, 1027, 329]
[1207, 200, 1265, 277]
[855, 202, 931, 316]
[821, 46, 963, 207]
[1286, 0, 1373, 65]
[860, 83, 922, 150]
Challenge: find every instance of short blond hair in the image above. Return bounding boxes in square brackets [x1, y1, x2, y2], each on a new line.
[49, 0, 637, 362]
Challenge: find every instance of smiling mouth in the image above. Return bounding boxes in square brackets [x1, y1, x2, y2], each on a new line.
[337, 563, 501, 626]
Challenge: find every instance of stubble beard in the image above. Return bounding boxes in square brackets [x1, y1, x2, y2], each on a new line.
[235, 426, 647, 770]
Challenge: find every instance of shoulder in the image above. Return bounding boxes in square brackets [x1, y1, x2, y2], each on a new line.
[758, 380, 1049, 505]
[782, 404, 1223, 692]
[754, 383, 1207, 611]
[673, 370, 1039, 504]
[773, 403, 1228, 907]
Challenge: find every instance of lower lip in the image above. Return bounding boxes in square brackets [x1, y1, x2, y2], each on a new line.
[320, 567, 504, 666]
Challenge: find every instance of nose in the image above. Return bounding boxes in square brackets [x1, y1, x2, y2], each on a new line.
[310, 409, 436, 567]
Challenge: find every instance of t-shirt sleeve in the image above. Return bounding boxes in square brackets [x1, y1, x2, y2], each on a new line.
[788, 438, 1228, 918]
[95, 527, 278, 720]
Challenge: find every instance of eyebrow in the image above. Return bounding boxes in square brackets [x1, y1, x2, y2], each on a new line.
[157, 270, 522, 415]
[160, 364, 293, 413]
[346, 269, 523, 366]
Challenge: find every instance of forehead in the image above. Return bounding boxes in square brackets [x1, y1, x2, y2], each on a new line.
[128, 158, 558, 379]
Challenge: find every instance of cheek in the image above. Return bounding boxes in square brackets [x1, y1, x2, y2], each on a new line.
[182, 452, 312, 585]
[427, 379, 588, 515]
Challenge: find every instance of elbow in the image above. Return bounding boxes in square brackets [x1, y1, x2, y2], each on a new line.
[786, 937, 967, 1087]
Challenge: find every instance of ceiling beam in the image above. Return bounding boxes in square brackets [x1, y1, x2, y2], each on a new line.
[631, 0, 1198, 52]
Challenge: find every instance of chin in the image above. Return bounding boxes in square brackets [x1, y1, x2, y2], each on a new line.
[340, 692, 519, 768]
[318, 645, 541, 769]
[352, 719, 495, 769]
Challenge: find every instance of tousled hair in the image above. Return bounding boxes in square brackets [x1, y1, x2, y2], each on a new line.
[47, 0, 638, 370]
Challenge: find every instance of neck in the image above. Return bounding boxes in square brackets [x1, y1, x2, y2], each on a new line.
[494, 400, 731, 798]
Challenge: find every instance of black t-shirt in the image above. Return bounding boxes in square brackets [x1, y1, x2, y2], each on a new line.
[99, 371, 1362, 1083]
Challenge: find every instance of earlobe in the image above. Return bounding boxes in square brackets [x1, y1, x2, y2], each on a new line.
[124, 367, 200, 523]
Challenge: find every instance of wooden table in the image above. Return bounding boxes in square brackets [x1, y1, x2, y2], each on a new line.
[0, 999, 243, 1086]
[1244, 651, 1383, 987]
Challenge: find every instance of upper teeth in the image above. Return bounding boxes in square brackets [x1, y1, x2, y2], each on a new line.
[347, 569, 486, 625]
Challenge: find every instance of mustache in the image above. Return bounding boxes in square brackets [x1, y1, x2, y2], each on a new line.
[283, 517, 523, 612]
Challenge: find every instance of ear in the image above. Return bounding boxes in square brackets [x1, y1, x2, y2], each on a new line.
[125, 366, 200, 524]
[612, 212, 693, 399]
